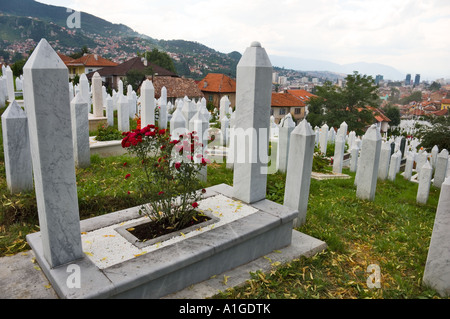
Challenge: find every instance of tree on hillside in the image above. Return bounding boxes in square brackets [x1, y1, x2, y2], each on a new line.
[384, 104, 401, 127]
[141, 49, 176, 73]
[69, 45, 89, 59]
[125, 67, 154, 92]
[306, 72, 378, 135]
[417, 116, 450, 152]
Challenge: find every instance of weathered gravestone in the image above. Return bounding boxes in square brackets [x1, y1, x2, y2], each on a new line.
[23, 38, 83, 268]
[232, 41, 272, 204]
[417, 160, 433, 204]
[71, 92, 90, 168]
[140, 79, 155, 127]
[433, 149, 448, 188]
[356, 124, 381, 201]
[283, 119, 315, 227]
[1, 100, 33, 194]
[423, 176, 450, 297]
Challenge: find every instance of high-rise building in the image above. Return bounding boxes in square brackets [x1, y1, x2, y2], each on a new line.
[375, 75, 384, 85]
[414, 74, 421, 86]
[405, 74, 411, 85]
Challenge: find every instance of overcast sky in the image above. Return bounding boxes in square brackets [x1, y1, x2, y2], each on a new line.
[38, 0, 450, 80]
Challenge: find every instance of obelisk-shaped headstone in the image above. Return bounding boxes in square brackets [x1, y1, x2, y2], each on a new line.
[91, 72, 103, 117]
[71, 92, 90, 168]
[140, 80, 155, 127]
[117, 94, 130, 132]
[417, 160, 433, 204]
[356, 124, 381, 201]
[23, 39, 83, 268]
[1, 100, 33, 194]
[232, 42, 272, 204]
[5, 66, 15, 102]
[423, 176, 450, 297]
[283, 119, 315, 227]
[433, 149, 449, 188]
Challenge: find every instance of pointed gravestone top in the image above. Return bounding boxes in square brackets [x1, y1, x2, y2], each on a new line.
[238, 41, 272, 68]
[294, 119, 314, 136]
[141, 79, 154, 90]
[2, 100, 26, 119]
[24, 39, 66, 70]
[71, 91, 87, 105]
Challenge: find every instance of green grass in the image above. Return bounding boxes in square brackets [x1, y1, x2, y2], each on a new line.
[0, 104, 445, 298]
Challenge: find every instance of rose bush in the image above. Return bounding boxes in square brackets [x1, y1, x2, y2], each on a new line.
[122, 124, 209, 231]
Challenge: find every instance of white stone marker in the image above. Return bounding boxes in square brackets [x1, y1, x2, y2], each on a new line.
[1, 100, 33, 194]
[417, 160, 433, 204]
[232, 41, 272, 204]
[433, 149, 449, 188]
[277, 114, 295, 173]
[79, 73, 90, 113]
[388, 152, 400, 181]
[159, 87, 168, 129]
[181, 97, 197, 128]
[23, 38, 83, 268]
[349, 142, 359, 173]
[356, 124, 381, 201]
[5, 66, 15, 101]
[91, 72, 103, 118]
[220, 115, 229, 146]
[71, 92, 90, 168]
[423, 176, 450, 297]
[319, 123, 328, 154]
[170, 107, 187, 140]
[220, 95, 231, 120]
[431, 145, 439, 168]
[283, 119, 315, 227]
[378, 142, 391, 180]
[404, 152, 414, 181]
[117, 94, 130, 132]
[332, 133, 346, 174]
[106, 95, 114, 127]
[140, 80, 155, 127]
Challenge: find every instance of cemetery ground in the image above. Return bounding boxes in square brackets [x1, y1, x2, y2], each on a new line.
[0, 108, 444, 299]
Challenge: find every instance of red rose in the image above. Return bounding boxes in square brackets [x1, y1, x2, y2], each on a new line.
[192, 202, 199, 208]
[125, 174, 131, 179]
[158, 191, 164, 196]
[159, 129, 166, 135]
[174, 162, 181, 170]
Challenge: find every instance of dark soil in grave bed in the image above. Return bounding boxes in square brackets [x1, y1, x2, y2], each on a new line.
[128, 212, 211, 242]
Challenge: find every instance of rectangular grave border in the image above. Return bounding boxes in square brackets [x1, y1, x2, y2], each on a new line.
[26, 183, 310, 299]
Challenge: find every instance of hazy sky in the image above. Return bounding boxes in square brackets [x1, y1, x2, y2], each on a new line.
[37, 0, 450, 80]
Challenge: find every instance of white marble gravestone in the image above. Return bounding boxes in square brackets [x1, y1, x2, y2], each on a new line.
[23, 38, 83, 268]
[378, 141, 391, 180]
[417, 160, 433, 204]
[91, 72, 103, 118]
[283, 119, 315, 227]
[71, 92, 90, 168]
[140, 80, 155, 127]
[319, 123, 329, 155]
[106, 95, 114, 127]
[423, 176, 450, 297]
[277, 113, 295, 173]
[332, 133, 346, 174]
[117, 94, 130, 132]
[433, 149, 448, 188]
[232, 41, 272, 204]
[356, 124, 381, 201]
[1, 100, 33, 194]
